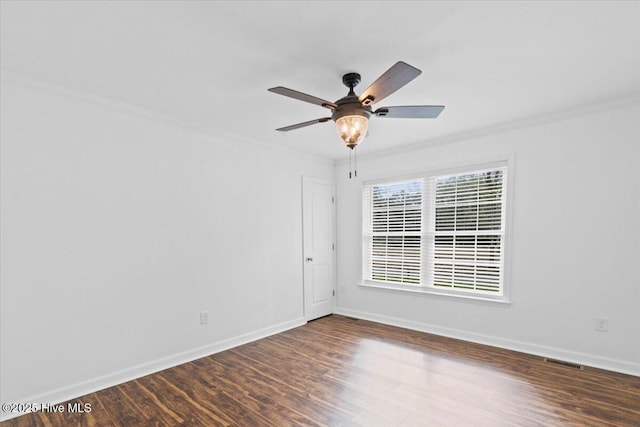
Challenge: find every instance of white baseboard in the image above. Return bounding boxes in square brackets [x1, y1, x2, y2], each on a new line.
[334, 307, 640, 377]
[0, 317, 306, 422]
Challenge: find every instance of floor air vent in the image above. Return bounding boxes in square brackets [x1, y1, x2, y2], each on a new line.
[544, 357, 584, 370]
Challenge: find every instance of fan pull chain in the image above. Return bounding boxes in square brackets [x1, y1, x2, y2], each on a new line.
[354, 147, 357, 178]
[349, 150, 352, 179]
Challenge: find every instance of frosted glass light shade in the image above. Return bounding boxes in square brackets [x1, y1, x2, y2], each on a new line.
[336, 115, 368, 149]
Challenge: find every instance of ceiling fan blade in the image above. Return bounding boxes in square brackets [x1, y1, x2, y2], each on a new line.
[359, 61, 422, 106]
[276, 117, 332, 132]
[268, 87, 337, 110]
[374, 105, 445, 119]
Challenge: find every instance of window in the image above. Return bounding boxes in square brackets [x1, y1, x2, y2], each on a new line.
[362, 163, 509, 300]
[427, 168, 506, 294]
[363, 180, 423, 284]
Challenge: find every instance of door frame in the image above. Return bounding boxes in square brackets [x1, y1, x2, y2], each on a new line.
[301, 176, 337, 321]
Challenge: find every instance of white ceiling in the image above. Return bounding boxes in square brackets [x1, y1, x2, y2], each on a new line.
[2, 1, 639, 160]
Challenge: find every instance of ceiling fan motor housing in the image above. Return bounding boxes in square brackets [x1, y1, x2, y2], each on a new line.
[333, 72, 372, 123]
[331, 94, 372, 122]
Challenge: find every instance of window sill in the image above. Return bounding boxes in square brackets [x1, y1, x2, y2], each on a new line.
[359, 281, 511, 305]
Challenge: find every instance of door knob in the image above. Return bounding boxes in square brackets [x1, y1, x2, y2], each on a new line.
[306, 257, 313, 262]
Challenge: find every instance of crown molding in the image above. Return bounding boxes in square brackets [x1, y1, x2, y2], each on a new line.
[0, 69, 333, 165]
[334, 93, 640, 165]
[4, 69, 636, 168]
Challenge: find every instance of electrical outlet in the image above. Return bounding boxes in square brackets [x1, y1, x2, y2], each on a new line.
[200, 311, 209, 325]
[595, 318, 609, 332]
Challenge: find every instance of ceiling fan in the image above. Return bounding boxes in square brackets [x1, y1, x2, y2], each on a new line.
[268, 61, 445, 150]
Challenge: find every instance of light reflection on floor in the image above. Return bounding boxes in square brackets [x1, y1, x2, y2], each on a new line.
[334, 337, 548, 426]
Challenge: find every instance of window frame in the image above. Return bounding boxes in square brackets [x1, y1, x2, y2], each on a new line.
[360, 157, 513, 304]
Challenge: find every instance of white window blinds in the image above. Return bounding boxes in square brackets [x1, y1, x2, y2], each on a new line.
[363, 180, 422, 285]
[427, 167, 507, 293]
[362, 164, 508, 298]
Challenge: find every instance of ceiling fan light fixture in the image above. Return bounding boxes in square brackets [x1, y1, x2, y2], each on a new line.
[336, 114, 368, 149]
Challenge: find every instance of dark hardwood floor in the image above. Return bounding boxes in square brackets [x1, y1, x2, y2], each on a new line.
[3, 315, 639, 426]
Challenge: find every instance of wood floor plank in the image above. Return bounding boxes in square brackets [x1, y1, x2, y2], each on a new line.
[159, 365, 244, 427]
[193, 355, 318, 426]
[2, 315, 639, 426]
[219, 349, 357, 425]
[90, 385, 146, 426]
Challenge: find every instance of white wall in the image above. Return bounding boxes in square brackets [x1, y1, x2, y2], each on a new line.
[335, 101, 640, 375]
[0, 75, 334, 413]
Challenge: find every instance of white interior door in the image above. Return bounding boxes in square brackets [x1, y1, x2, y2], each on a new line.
[302, 177, 335, 321]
